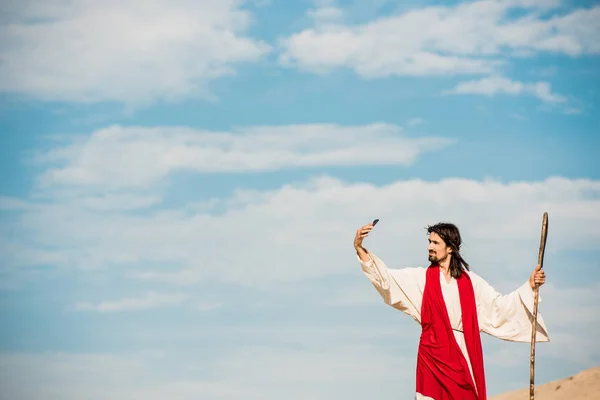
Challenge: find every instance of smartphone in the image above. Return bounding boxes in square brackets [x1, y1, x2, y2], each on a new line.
[372, 218, 379, 226]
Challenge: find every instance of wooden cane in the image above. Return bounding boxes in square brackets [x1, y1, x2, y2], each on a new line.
[529, 212, 548, 400]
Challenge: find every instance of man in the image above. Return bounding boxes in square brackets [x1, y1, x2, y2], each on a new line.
[354, 221, 549, 400]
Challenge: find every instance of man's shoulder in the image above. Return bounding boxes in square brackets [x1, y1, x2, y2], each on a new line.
[465, 269, 479, 277]
[465, 269, 486, 283]
[465, 269, 496, 291]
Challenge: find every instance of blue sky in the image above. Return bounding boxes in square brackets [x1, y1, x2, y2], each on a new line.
[0, 0, 599, 399]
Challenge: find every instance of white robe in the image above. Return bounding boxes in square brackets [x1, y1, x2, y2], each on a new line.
[358, 251, 550, 400]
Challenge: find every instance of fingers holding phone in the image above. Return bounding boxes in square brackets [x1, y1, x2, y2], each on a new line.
[354, 219, 379, 249]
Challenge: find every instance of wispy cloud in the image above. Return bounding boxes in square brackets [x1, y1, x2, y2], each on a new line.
[565, 107, 583, 115]
[0, 343, 417, 400]
[408, 118, 426, 126]
[2, 168, 599, 399]
[443, 76, 567, 103]
[3, 173, 600, 289]
[75, 292, 190, 313]
[1, 301, 598, 400]
[307, 0, 344, 26]
[0, 196, 34, 211]
[0, 0, 270, 107]
[1, 3, 598, 400]
[33, 123, 453, 189]
[279, 1, 600, 77]
[510, 112, 527, 120]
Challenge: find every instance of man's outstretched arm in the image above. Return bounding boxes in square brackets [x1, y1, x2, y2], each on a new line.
[354, 221, 425, 323]
[469, 266, 550, 343]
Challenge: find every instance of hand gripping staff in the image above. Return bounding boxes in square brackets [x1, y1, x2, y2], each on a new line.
[530, 212, 548, 400]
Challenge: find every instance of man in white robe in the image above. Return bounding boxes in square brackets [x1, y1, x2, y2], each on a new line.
[353, 221, 549, 399]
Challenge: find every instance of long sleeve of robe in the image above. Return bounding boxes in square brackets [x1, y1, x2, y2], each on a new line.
[358, 250, 550, 399]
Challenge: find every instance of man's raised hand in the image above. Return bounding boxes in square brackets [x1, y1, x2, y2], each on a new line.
[354, 222, 375, 250]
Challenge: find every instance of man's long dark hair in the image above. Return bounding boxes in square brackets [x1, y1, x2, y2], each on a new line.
[427, 222, 470, 279]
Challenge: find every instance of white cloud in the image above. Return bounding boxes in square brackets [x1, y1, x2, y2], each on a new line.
[2, 135, 600, 399]
[0, 196, 34, 211]
[531, 65, 558, 78]
[528, 81, 567, 103]
[278, 1, 600, 77]
[0, 0, 270, 107]
[3, 173, 600, 290]
[543, 283, 600, 330]
[1, 303, 598, 400]
[408, 117, 426, 126]
[75, 292, 190, 312]
[565, 107, 582, 115]
[63, 193, 163, 211]
[449, 76, 524, 95]
[0, 352, 155, 400]
[0, 343, 416, 400]
[33, 123, 453, 189]
[308, 0, 344, 26]
[444, 75, 567, 103]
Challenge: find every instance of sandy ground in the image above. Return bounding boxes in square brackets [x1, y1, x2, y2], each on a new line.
[489, 366, 600, 400]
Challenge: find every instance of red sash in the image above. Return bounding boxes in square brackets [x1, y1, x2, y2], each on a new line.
[416, 265, 487, 400]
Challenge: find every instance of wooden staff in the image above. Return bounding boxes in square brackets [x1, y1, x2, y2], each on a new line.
[530, 212, 548, 400]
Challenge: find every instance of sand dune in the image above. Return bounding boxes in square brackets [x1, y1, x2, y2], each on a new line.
[490, 366, 600, 400]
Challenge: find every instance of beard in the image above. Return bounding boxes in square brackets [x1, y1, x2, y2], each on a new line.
[429, 252, 446, 264]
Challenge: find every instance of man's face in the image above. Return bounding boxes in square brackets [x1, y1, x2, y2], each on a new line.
[428, 232, 451, 264]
